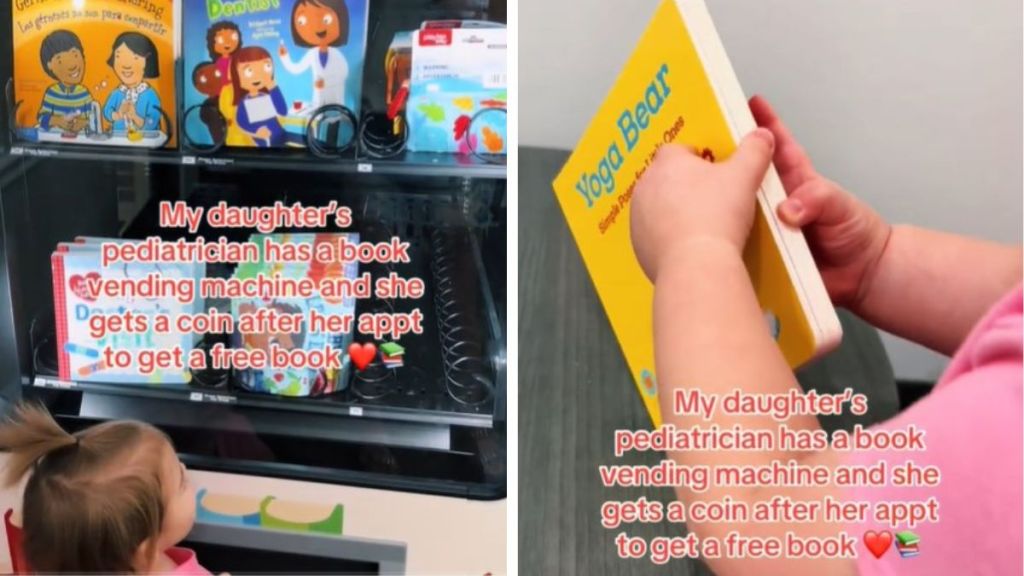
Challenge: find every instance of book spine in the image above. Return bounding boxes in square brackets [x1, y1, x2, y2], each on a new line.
[50, 253, 70, 381]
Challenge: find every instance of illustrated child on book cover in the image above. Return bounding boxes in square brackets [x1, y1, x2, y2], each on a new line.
[208, 21, 242, 82]
[36, 31, 93, 134]
[190, 22, 240, 143]
[231, 46, 305, 147]
[11, 0, 176, 148]
[239, 302, 305, 352]
[102, 32, 164, 139]
[192, 61, 228, 144]
[182, 0, 368, 149]
[230, 233, 359, 397]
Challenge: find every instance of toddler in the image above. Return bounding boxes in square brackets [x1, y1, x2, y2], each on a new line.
[630, 95, 1022, 575]
[0, 404, 208, 574]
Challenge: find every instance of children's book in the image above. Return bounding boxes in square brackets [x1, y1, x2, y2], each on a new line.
[552, 0, 842, 427]
[51, 244, 196, 384]
[181, 0, 368, 149]
[406, 24, 507, 155]
[230, 233, 359, 397]
[895, 530, 920, 558]
[73, 236, 207, 345]
[11, 0, 177, 148]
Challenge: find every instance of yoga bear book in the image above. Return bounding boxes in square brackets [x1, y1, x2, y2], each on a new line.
[552, 0, 842, 427]
[10, 0, 177, 148]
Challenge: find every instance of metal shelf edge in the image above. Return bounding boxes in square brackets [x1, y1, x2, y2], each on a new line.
[31, 376, 494, 429]
[5, 145, 507, 179]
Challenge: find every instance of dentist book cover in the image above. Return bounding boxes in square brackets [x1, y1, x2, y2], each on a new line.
[552, 0, 842, 427]
[11, 0, 177, 148]
[51, 245, 196, 384]
[182, 0, 368, 149]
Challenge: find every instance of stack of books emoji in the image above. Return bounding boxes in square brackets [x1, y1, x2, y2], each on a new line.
[381, 342, 405, 368]
[895, 531, 920, 558]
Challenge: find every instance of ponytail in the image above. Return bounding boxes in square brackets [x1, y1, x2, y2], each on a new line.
[0, 403, 76, 488]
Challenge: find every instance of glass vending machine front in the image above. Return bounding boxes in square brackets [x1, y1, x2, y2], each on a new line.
[0, 0, 506, 571]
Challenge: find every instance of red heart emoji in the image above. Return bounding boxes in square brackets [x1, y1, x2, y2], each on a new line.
[863, 530, 893, 559]
[68, 272, 101, 302]
[348, 343, 377, 372]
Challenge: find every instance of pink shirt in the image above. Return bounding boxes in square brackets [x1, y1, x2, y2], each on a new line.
[216, 57, 231, 85]
[848, 286, 1023, 575]
[167, 547, 212, 575]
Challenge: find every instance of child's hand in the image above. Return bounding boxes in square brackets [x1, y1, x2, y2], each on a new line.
[630, 129, 775, 281]
[71, 115, 88, 132]
[750, 96, 891, 309]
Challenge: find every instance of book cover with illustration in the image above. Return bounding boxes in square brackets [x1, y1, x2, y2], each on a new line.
[230, 233, 359, 397]
[552, 0, 842, 427]
[11, 0, 177, 148]
[406, 24, 507, 155]
[51, 245, 196, 384]
[182, 0, 368, 149]
[73, 236, 208, 344]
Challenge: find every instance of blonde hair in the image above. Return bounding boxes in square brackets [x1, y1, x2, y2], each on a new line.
[0, 403, 172, 573]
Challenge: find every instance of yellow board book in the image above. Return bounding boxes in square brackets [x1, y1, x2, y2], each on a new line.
[552, 0, 842, 427]
[11, 0, 177, 148]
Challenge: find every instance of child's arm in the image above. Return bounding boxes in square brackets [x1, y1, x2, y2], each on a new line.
[751, 95, 1022, 355]
[632, 135, 855, 576]
[140, 90, 162, 131]
[270, 86, 288, 115]
[235, 100, 255, 134]
[37, 87, 65, 130]
[103, 92, 122, 123]
[856, 227, 1021, 355]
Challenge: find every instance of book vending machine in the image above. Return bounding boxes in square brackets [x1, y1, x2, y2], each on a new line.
[0, 0, 507, 573]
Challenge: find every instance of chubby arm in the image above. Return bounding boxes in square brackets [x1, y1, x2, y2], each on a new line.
[633, 136, 855, 576]
[750, 95, 1022, 355]
[857, 227, 1021, 355]
[654, 239, 855, 576]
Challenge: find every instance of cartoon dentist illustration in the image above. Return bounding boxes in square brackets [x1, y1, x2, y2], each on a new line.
[278, 0, 351, 110]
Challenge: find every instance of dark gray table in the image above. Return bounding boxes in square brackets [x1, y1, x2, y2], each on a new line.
[518, 146, 900, 575]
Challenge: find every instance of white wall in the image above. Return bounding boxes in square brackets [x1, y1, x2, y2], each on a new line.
[522, 0, 1024, 381]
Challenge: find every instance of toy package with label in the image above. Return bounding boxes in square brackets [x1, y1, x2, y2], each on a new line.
[182, 0, 368, 149]
[51, 242, 198, 384]
[11, 0, 177, 148]
[230, 233, 359, 397]
[406, 23, 507, 155]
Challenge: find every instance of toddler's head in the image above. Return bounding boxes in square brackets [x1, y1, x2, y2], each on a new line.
[0, 404, 196, 573]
